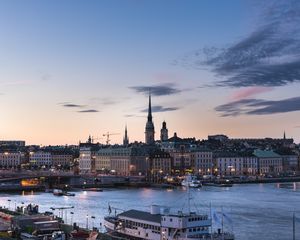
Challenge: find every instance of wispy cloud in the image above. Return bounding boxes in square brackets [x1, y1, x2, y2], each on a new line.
[129, 83, 181, 96]
[177, 0, 300, 88]
[141, 105, 179, 113]
[229, 86, 274, 101]
[78, 109, 99, 113]
[62, 103, 86, 108]
[215, 96, 300, 117]
[59, 102, 99, 113]
[124, 114, 144, 118]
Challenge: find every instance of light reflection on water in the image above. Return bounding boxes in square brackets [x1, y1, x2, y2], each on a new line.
[0, 183, 300, 240]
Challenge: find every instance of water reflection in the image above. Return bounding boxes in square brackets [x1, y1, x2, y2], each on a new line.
[276, 182, 300, 191]
[0, 183, 299, 240]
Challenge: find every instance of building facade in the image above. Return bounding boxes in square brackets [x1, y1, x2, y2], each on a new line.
[79, 147, 93, 173]
[190, 148, 213, 175]
[147, 150, 172, 182]
[29, 151, 52, 167]
[0, 152, 25, 168]
[254, 150, 283, 175]
[51, 152, 74, 167]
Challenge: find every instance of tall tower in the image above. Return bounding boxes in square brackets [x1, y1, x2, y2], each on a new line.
[145, 94, 155, 144]
[123, 125, 129, 146]
[160, 121, 168, 141]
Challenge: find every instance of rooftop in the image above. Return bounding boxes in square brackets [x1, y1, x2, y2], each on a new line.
[118, 210, 161, 224]
[253, 150, 281, 158]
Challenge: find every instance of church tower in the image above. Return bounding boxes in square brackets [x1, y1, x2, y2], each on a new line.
[123, 125, 129, 146]
[160, 121, 168, 141]
[145, 94, 155, 144]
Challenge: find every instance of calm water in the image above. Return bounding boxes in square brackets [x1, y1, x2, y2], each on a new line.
[0, 183, 300, 240]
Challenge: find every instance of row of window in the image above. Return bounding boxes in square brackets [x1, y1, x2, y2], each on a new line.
[124, 220, 160, 231]
[188, 227, 208, 232]
[188, 216, 208, 222]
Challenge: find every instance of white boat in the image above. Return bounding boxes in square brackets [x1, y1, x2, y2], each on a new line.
[53, 189, 63, 196]
[181, 174, 202, 188]
[104, 205, 234, 240]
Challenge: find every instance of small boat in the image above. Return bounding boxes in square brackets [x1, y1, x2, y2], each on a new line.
[83, 188, 103, 192]
[53, 189, 63, 196]
[63, 192, 75, 196]
[181, 174, 202, 188]
[204, 182, 233, 187]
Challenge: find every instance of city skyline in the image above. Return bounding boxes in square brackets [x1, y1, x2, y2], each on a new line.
[1, 0, 300, 145]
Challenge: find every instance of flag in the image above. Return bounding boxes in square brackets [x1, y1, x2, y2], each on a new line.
[211, 209, 221, 225]
[223, 212, 233, 224]
[108, 204, 112, 215]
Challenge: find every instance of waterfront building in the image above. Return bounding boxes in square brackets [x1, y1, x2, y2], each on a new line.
[147, 150, 172, 182]
[171, 146, 192, 174]
[79, 147, 93, 173]
[280, 154, 299, 172]
[215, 156, 244, 176]
[29, 151, 52, 168]
[145, 94, 155, 145]
[95, 145, 156, 176]
[253, 150, 283, 175]
[242, 157, 259, 175]
[123, 125, 129, 146]
[160, 121, 168, 142]
[95, 149, 111, 173]
[51, 151, 74, 168]
[190, 148, 213, 175]
[78, 138, 102, 173]
[0, 151, 25, 168]
[213, 151, 258, 176]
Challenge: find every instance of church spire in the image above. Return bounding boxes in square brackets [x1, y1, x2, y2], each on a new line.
[123, 124, 129, 146]
[147, 93, 152, 122]
[145, 93, 155, 144]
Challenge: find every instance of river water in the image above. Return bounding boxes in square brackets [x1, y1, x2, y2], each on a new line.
[0, 182, 300, 240]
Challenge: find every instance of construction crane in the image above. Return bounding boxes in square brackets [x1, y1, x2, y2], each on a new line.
[103, 132, 120, 145]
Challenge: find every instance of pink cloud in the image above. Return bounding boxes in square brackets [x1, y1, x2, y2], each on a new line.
[230, 87, 274, 101]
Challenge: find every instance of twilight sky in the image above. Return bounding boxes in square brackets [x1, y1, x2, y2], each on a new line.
[1, 0, 300, 145]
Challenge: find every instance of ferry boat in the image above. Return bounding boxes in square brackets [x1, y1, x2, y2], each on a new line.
[181, 174, 202, 188]
[104, 205, 234, 240]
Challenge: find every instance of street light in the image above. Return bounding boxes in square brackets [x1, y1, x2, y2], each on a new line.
[70, 212, 74, 225]
[91, 216, 95, 229]
[86, 214, 89, 229]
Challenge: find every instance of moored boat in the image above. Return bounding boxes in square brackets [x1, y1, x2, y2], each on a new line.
[104, 204, 234, 240]
[181, 174, 202, 188]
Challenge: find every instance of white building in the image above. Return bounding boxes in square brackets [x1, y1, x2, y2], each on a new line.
[242, 157, 259, 175]
[29, 151, 52, 167]
[0, 152, 25, 168]
[79, 147, 92, 173]
[190, 149, 213, 175]
[215, 156, 244, 176]
[253, 150, 283, 175]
